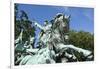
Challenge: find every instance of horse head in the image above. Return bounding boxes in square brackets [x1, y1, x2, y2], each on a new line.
[52, 13, 70, 43]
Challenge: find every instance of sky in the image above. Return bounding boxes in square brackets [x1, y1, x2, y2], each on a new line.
[16, 3, 94, 47]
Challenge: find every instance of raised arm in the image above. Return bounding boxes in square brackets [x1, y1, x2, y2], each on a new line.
[33, 21, 44, 30]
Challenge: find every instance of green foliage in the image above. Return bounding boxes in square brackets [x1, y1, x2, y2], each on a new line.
[14, 4, 35, 44]
[67, 30, 94, 61]
[68, 30, 94, 52]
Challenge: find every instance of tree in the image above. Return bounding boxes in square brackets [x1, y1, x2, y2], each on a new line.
[14, 4, 35, 47]
[68, 30, 94, 52]
[67, 30, 94, 61]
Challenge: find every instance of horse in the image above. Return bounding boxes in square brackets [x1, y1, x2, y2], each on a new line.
[50, 13, 93, 62]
